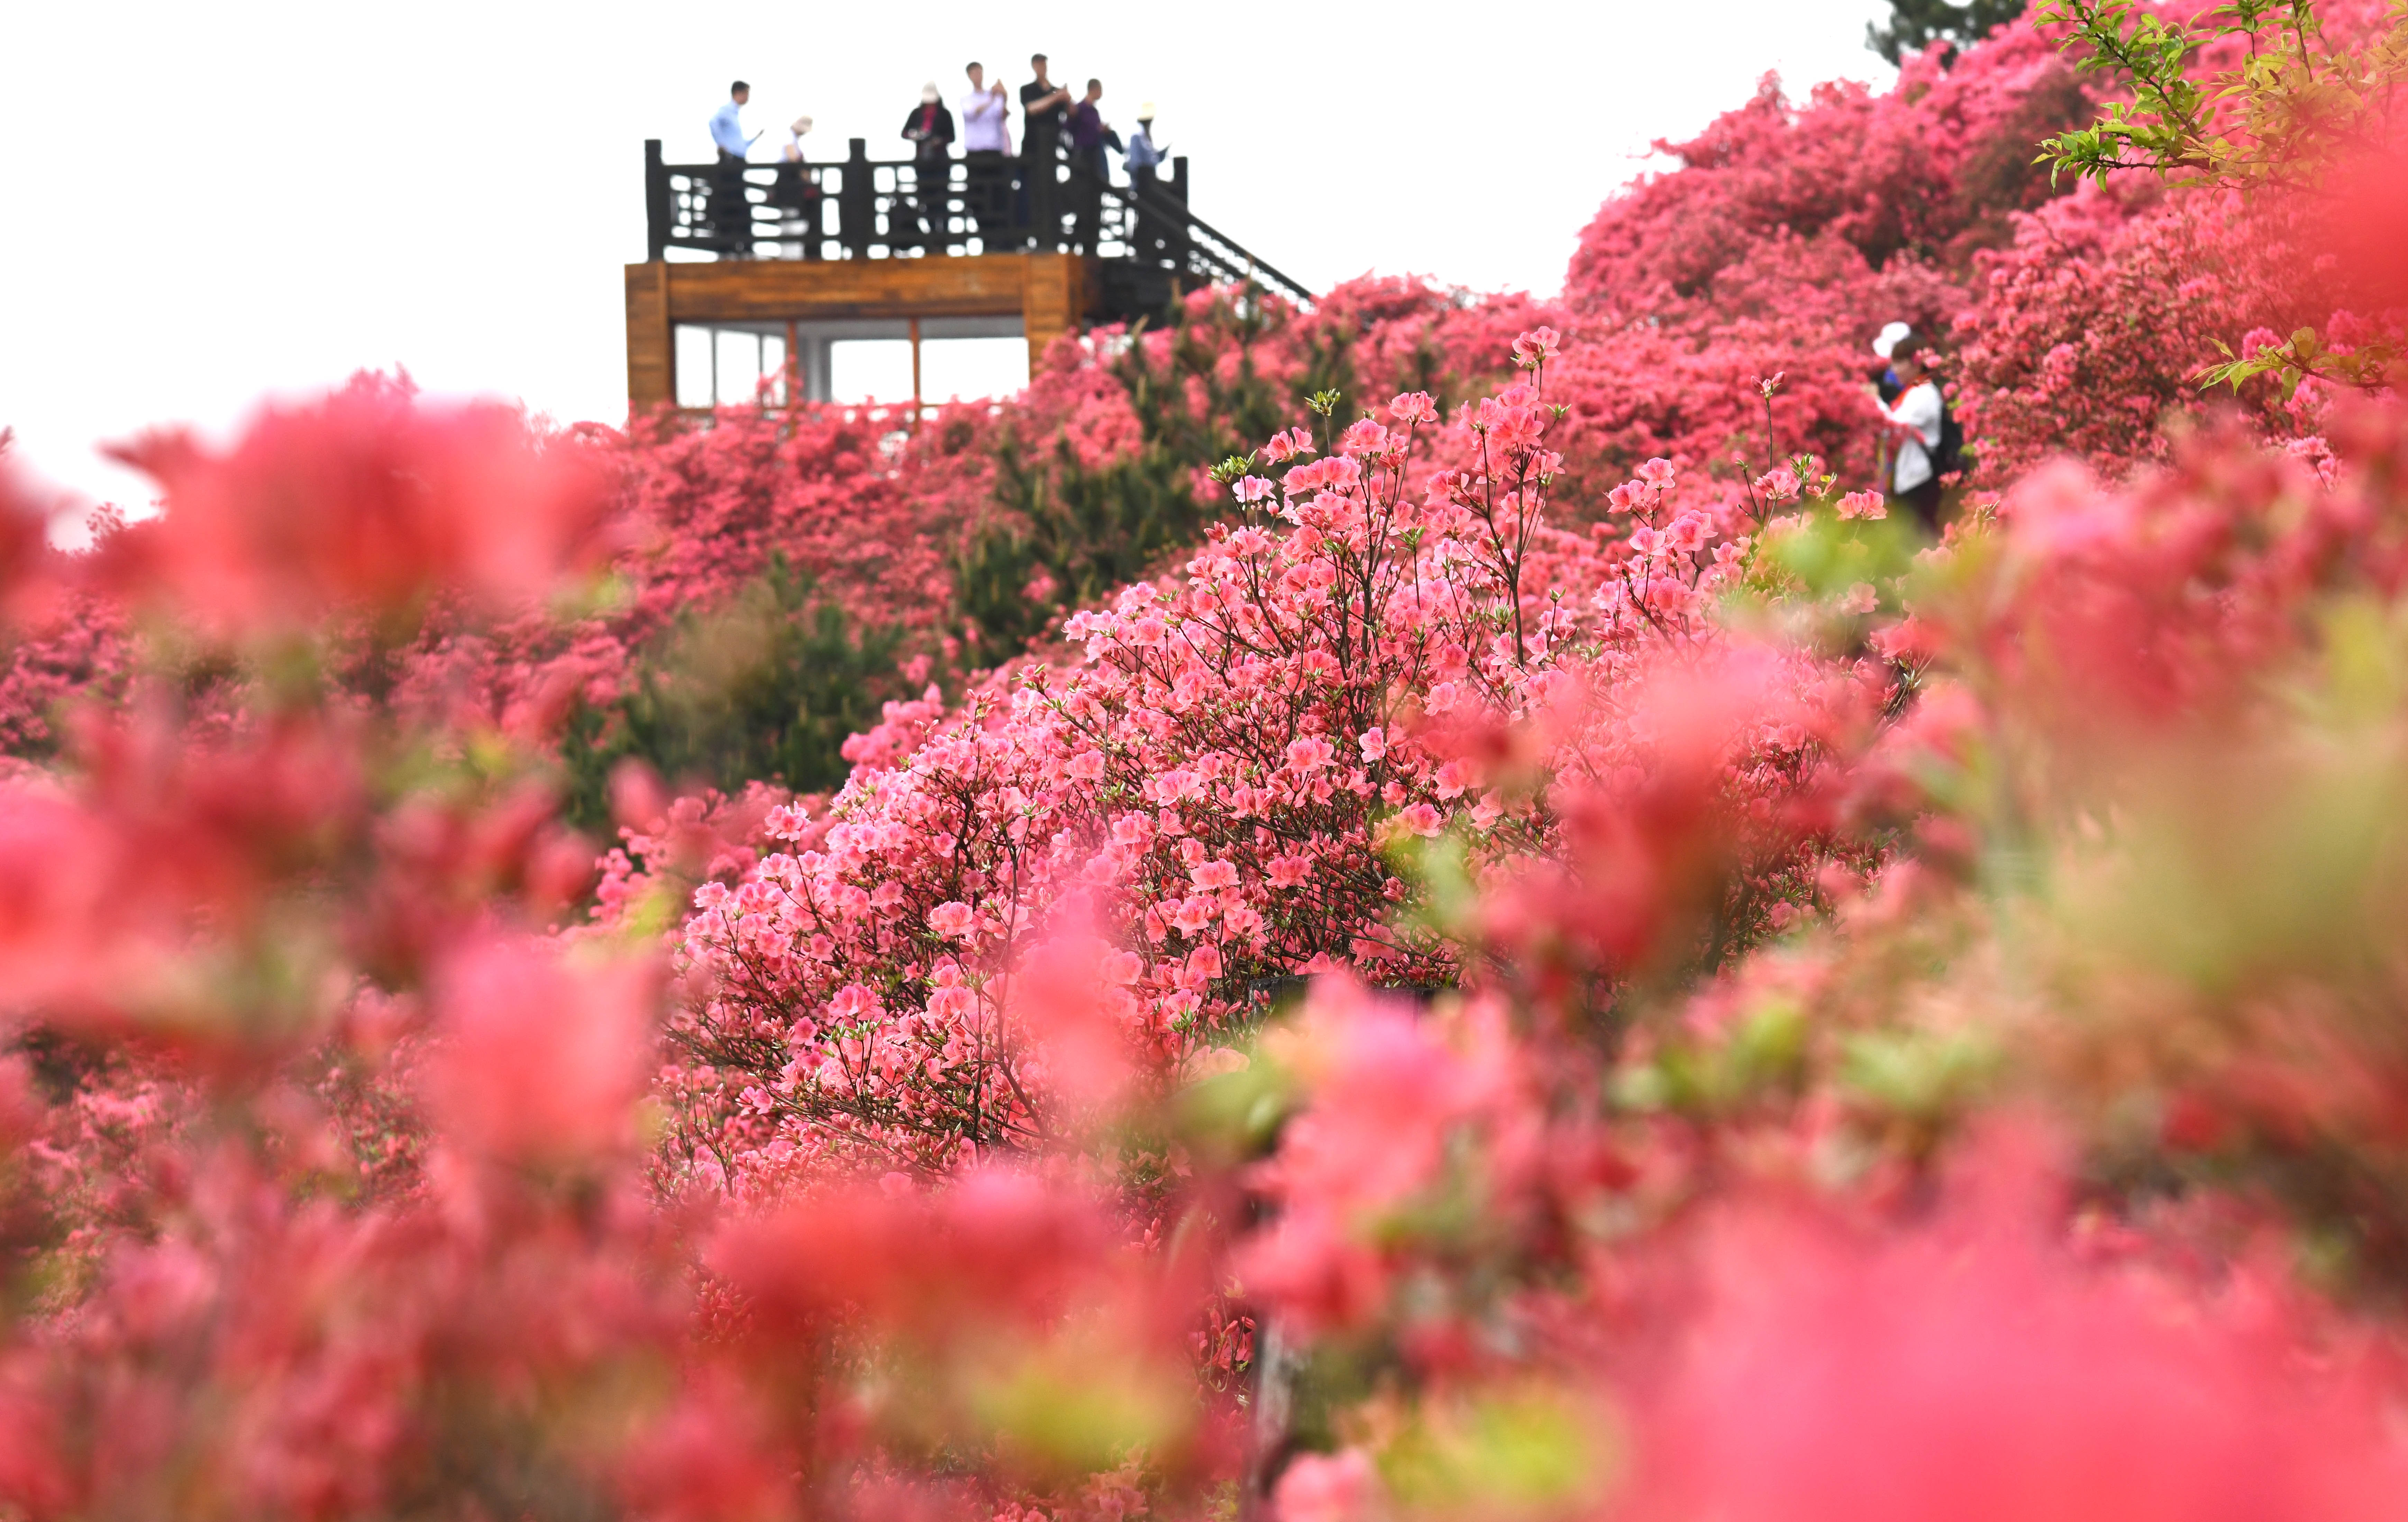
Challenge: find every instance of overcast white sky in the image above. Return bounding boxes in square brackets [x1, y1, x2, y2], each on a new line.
[0, 0, 1893, 515]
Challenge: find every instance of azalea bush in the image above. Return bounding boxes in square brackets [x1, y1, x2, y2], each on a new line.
[7, 10, 2408, 1521]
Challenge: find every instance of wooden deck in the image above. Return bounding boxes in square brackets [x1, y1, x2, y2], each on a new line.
[624, 253, 1094, 413]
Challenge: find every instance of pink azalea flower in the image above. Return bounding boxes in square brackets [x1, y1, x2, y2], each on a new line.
[1168, 896, 1217, 935]
[1286, 736, 1335, 772]
[1511, 326, 1561, 368]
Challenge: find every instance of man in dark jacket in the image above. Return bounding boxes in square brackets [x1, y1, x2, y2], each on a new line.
[901, 83, 956, 251]
[1020, 54, 1073, 248]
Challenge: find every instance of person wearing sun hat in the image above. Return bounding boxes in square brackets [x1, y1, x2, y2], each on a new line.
[1127, 104, 1164, 182]
[900, 82, 956, 250]
[1125, 104, 1166, 258]
[1870, 320, 1914, 403]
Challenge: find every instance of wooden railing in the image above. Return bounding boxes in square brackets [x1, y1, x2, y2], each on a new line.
[642, 138, 1314, 314]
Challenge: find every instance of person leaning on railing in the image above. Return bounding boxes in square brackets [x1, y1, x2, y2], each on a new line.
[960, 63, 1012, 250]
[774, 116, 822, 259]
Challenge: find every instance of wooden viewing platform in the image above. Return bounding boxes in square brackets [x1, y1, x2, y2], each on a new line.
[624, 136, 1310, 414]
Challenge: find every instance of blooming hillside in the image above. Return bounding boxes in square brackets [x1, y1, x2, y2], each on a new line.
[1, 6, 2407, 1521]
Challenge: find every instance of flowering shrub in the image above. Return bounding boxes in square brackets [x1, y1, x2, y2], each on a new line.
[10, 15, 2408, 1521]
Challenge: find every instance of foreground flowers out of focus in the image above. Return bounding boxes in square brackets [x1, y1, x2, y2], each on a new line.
[4, 7, 2408, 1520]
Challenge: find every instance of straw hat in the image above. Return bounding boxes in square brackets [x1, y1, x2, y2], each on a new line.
[790, 115, 813, 135]
[1139, 101, 1157, 120]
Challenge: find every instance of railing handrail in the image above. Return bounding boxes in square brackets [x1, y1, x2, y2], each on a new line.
[1099, 178, 1313, 306]
[640, 135, 1315, 313]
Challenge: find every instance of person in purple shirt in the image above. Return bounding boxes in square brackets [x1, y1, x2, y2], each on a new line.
[1066, 79, 1119, 254]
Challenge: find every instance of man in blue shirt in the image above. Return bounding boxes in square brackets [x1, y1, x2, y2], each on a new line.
[709, 82, 758, 256]
[711, 82, 757, 163]
[1125, 107, 1165, 259]
[1125, 108, 1162, 180]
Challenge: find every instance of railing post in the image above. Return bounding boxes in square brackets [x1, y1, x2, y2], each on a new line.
[840, 138, 874, 260]
[645, 139, 670, 262]
[1167, 155, 1193, 275]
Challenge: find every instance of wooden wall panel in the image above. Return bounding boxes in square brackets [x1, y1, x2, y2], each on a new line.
[628, 254, 1100, 410]
[624, 262, 674, 415]
[663, 255, 1035, 323]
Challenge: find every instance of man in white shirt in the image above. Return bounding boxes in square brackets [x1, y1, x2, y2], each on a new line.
[961, 63, 1012, 247]
[1881, 348, 1947, 534]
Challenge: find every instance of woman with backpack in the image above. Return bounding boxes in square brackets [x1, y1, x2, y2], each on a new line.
[1880, 346, 1956, 535]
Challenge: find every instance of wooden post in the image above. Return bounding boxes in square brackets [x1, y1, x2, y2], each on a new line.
[909, 315, 923, 427]
[644, 140, 671, 261]
[1020, 253, 1086, 373]
[840, 139, 874, 260]
[785, 319, 800, 410]
[624, 261, 675, 414]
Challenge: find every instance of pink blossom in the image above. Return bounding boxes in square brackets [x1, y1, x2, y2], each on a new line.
[1167, 896, 1217, 935]
[1286, 736, 1336, 772]
[1338, 420, 1392, 457]
[1260, 426, 1316, 464]
[421, 938, 653, 1166]
[1275, 1450, 1379, 1522]
[1511, 326, 1562, 369]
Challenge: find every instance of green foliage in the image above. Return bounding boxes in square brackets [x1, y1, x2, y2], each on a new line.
[954, 435, 1221, 670]
[951, 286, 1356, 669]
[559, 556, 911, 832]
[2036, 2, 2407, 394]
[2200, 322, 2399, 398]
[2036, 0, 2406, 194]
[1869, 0, 2031, 66]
